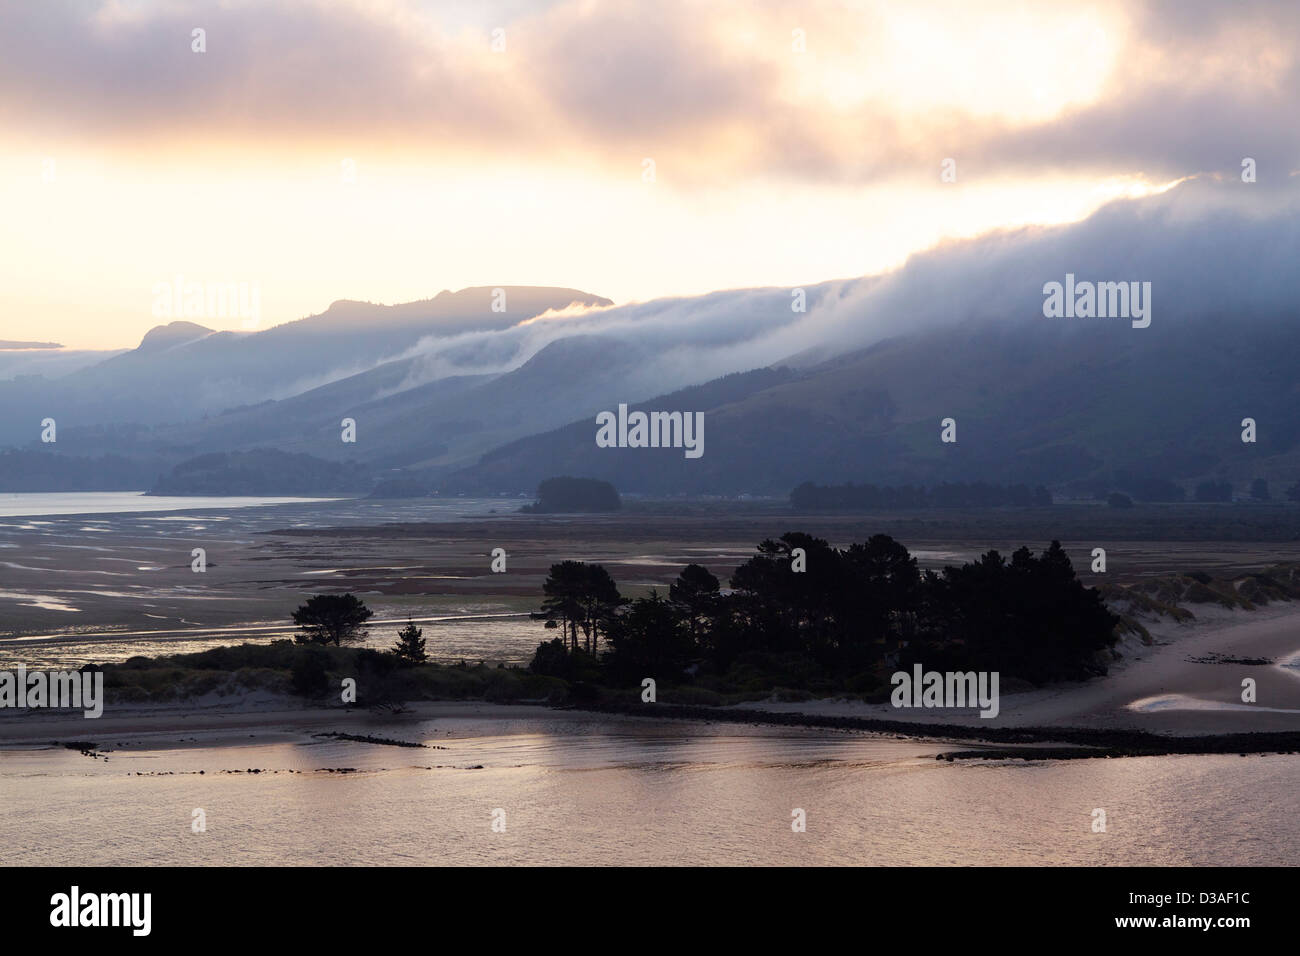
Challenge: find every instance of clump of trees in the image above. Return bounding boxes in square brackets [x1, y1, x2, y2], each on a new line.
[1106, 473, 1184, 502]
[521, 476, 621, 513]
[531, 534, 1119, 689]
[791, 481, 1052, 510]
[532, 560, 624, 654]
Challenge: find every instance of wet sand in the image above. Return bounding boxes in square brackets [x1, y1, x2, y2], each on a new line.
[5, 496, 1298, 665]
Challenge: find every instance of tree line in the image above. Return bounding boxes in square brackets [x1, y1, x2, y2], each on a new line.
[791, 481, 1052, 510]
[530, 533, 1119, 689]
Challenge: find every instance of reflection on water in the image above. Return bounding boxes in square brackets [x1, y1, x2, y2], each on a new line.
[0, 590, 81, 612]
[0, 492, 351, 518]
[1, 713, 1294, 865]
[0, 493, 509, 523]
[0, 495, 540, 666]
[1, 611, 541, 668]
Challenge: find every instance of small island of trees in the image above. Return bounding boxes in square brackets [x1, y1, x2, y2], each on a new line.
[529, 533, 1119, 693]
[521, 476, 621, 513]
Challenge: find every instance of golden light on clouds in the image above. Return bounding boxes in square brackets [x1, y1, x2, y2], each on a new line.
[796, 2, 1119, 119]
[0, 0, 1291, 349]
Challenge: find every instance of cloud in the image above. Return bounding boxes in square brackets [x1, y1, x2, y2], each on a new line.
[4, 0, 1298, 187]
[964, 1, 1300, 181]
[343, 177, 1300, 415]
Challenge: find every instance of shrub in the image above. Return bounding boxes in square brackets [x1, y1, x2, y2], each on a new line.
[290, 649, 331, 697]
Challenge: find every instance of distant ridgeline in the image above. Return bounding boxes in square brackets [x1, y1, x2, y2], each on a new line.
[367, 475, 432, 499]
[791, 481, 1052, 510]
[521, 476, 621, 513]
[0, 448, 165, 492]
[148, 449, 371, 496]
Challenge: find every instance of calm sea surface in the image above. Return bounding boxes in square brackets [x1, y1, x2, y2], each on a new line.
[1, 712, 1293, 866]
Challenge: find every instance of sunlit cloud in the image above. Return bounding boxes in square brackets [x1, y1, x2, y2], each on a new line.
[1, 0, 1296, 348]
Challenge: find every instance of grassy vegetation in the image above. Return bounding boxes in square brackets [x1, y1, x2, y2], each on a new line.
[1098, 562, 1300, 643]
[95, 639, 882, 709]
[100, 641, 569, 706]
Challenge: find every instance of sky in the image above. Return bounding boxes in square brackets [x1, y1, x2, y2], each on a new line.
[1, 0, 1296, 350]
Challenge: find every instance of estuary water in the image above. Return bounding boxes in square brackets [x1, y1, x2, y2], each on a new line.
[0, 710, 1294, 866]
[0, 492, 346, 518]
[0, 493, 539, 666]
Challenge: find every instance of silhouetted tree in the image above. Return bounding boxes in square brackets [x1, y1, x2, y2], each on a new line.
[730, 533, 841, 659]
[840, 534, 921, 664]
[579, 564, 625, 655]
[534, 561, 588, 652]
[605, 591, 696, 682]
[529, 637, 572, 677]
[392, 619, 427, 665]
[669, 564, 720, 645]
[534, 561, 624, 654]
[292, 593, 373, 646]
[909, 541, 1117, 684]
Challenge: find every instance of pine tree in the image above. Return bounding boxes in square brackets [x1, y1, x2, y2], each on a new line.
[392, 620, 427, 665]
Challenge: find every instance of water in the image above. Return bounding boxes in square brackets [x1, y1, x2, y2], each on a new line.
[0, 492, 347, 518]
[0, 491, 517, 522]
[1, 610, 542, 668]
[1, 711, 1293, 865]
[1, 493, 1294, 864]
[0, 494, 544, 666]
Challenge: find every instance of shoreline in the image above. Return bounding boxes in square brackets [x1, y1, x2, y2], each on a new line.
[4, 694, 1299, 762]
[4, 597, 1299, 759]
[3, 570, 1298, 760]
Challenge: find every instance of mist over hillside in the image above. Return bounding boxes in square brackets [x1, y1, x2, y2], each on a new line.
[444, 180, 1300, 495]
[0, 286, 611, 447]
[0, 346, 125, 382]
[5, 180, 1299, 496]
